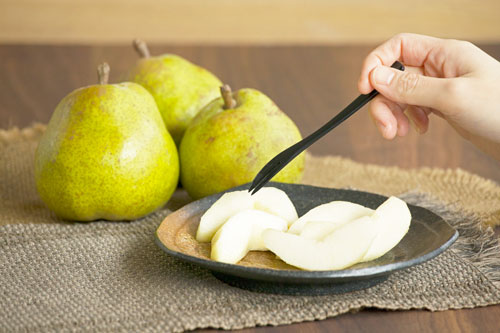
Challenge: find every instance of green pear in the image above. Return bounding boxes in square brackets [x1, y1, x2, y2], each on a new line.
[35, 63, 179, 221]
[128, 39, 222, 145]
[180, 85, 305, 199]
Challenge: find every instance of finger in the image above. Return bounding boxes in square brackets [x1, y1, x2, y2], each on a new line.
[403, 65, 425, 76]
[406, 106, 430, 134]
[369, 97, 397, 139]
[415, 105, 443, 119]
[359, 65, 424, 94]
[420, 106, 433, 116]
[392, 103, 410, 137]
[358, 33, 442, 94]
[369, 96, 409, 139]
[369, 65, 449, 109]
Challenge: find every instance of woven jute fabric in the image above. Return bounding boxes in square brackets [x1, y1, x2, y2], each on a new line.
[1, 125, 500, 332]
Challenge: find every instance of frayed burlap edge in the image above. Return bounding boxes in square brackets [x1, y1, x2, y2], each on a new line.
[400, 191, 500, 290]
[302, 155, 500, 227]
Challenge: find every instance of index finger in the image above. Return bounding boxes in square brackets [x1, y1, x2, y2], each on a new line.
[358, 33, 442, 94]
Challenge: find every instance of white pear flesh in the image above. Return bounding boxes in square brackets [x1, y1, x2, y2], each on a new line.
[252, 187, 298, 225]
[299, 221, 344, 240]
[211, 209, 288, 264]
[262, 216, 378, 271]
[362, 196, 411, 262]
[288, 201, 373, 234]
[196, 190, 254, 242]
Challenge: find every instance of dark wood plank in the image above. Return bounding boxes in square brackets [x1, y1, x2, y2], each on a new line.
[0, 44, 499, 333]
[196, 306, 500, 333]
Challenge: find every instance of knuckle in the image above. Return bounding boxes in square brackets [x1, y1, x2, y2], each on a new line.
[394, 32, 410, 41]
[442, 39, 458, 50]
[458, 40, 476, 50]
[396, 72, 420, 97]
[446, 39, 476, 52]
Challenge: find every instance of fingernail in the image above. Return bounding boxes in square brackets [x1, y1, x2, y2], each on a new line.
[373, 66, 395, 85]
[413, 120, 425, 134]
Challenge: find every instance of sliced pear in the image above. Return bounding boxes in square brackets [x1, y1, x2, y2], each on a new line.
[299, 221, 342, 240]
[210, 216, 253, 264]
[263, 216, 378, 271]
[288, 201, 373, 234]
[252, 187, 298, 225]
[196, 190, 254, 242]
[211, 209, 288, 264]
[362, 196, 411, 262]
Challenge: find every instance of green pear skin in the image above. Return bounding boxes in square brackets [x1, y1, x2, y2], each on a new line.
[35, 81, 179, 221]
[129, 43, 222, 145]
[180, 88, 305, 199]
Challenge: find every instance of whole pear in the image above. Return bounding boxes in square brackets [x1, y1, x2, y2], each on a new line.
[35, 63, 179, 221]
[128, 39, 222, 145]
[180, 85, 305, 199]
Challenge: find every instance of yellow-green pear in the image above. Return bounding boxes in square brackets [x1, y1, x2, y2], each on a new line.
[35, 63, 179, 221]
[180, 85, 305, 199]
[128, 39, 222, 145]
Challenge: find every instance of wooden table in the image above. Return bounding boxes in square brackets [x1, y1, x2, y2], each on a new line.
[0, 44, 499, 332]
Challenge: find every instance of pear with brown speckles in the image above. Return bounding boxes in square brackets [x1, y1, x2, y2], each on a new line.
[34, 63, 179, 221]
[128, 39, 222, 146]
[180, 85, 305, 199]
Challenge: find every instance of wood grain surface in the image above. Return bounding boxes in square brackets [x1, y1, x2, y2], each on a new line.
[1, 0, 500, 44]
[0, 44, 499, 332]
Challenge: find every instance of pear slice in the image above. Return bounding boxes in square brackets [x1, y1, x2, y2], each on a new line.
[362, 196, 411, 262]
[288, 201, 373, 234]
[196, 190, 254, 242]
[263, 216, 378, 271]
[299, 221, 343, 240]
[211, 209, 288, 264]
[252, 187, 298, 226]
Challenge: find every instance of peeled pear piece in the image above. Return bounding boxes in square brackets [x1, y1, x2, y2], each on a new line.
[196, 187, 298, 242]
[252, 187, 298, 225]
[361, 196, 411, 262]
[211, 209, 288, 264]
[263, 216, 378, 271]
[196, 190, 253, 242]
[300, 221, 343, 240]
[288, 201, 373, 234]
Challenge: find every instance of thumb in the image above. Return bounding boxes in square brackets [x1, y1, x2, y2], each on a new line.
[370, 65, 445, 109]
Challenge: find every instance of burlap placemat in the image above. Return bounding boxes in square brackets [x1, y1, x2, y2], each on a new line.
[1, 125, 500, 332]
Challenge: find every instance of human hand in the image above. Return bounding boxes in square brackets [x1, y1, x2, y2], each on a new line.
[358, 33, 500, 159]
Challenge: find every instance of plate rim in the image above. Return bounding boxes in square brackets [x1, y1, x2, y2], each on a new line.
[155, 183, 459, 282]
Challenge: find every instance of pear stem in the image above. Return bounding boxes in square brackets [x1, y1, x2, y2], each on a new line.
[133, 39, 151, 58]
[220, 84, 236, 109]
[97, 62, 110, 85]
